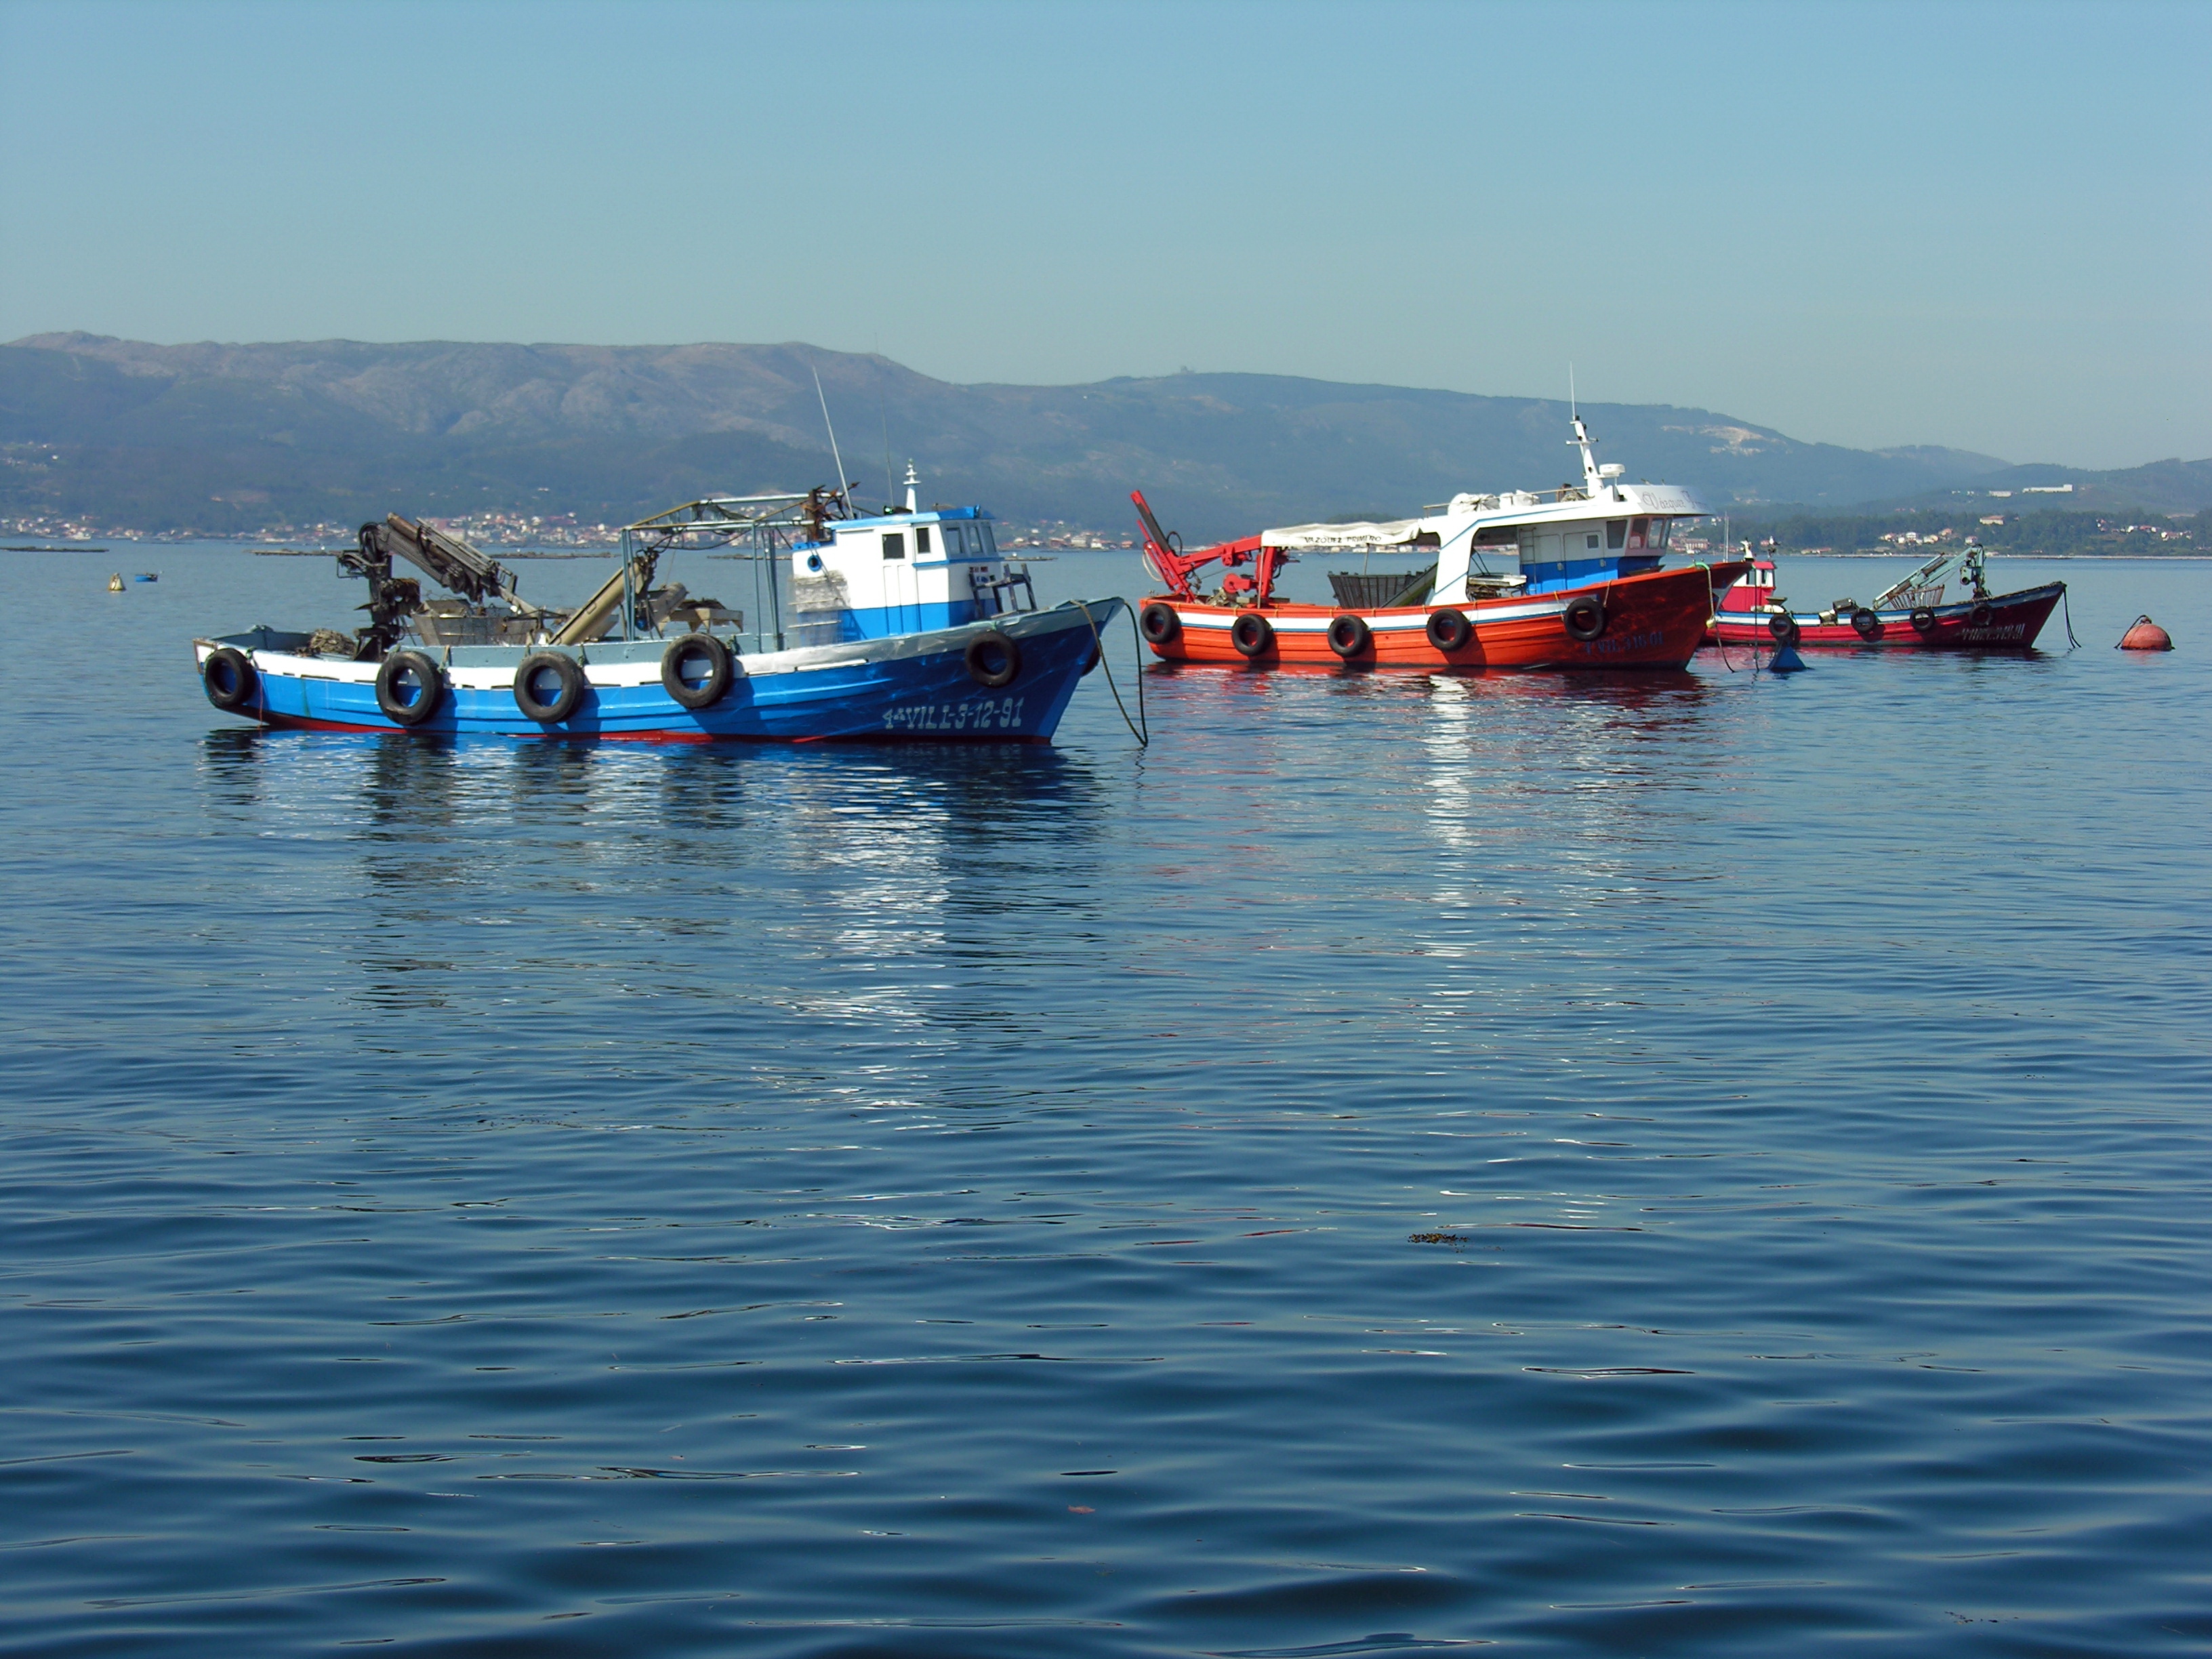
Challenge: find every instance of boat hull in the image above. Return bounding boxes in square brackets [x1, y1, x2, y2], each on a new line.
[1711, 583, 2064, 650]
[194, 601, 1122, 743]
[1143, 562, 1744, 671]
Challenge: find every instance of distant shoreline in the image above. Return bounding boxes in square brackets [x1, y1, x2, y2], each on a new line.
[247, 546, 617, 558]
[1769, 550, 2212, 561]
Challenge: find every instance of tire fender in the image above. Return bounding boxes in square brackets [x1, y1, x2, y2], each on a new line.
[661, 634, 735, 710]
[1229, 612, 1274, 659]
[964, 630, 1022, 689]
[375, 649, 445, 726]
[1425, 608, 1472, 652]
[203, 647, 259, 712]
[514, 651, 586, 722]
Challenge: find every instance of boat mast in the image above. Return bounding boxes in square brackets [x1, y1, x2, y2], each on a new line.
[1566, 369, 1605, 498]
[813, 365, 854, 518]
[1570, 413, 1605, 497]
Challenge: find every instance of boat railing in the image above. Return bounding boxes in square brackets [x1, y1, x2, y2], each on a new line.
[603, 491, 841, 655]
[971, 562, 1038, 617]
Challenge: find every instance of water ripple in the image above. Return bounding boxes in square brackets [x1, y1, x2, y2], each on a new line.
[1, 550, 2207, 1654]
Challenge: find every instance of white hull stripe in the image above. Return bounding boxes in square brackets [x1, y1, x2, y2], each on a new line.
[1171, 601, 1568, 634]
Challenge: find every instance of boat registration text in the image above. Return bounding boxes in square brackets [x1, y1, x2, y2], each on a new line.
[882, 696, 1029, 733]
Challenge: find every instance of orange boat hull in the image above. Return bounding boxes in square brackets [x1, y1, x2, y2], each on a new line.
[1143, 562, 1743, 672]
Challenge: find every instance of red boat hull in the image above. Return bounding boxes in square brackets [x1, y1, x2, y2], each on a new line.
[1144, 562, 1746, 671]
[1711, 582, 2064, 650]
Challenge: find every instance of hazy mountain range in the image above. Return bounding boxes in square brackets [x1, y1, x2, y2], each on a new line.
[5, 333, 2206, 539]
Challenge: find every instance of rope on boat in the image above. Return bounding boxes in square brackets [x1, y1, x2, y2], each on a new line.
[2062, 588, 2081, 650]
[1076, 600, 1149, 747]
[1700, 562, 1740, 672]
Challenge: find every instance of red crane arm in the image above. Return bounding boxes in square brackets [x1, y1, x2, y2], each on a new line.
[1130, 490, 1292, 605]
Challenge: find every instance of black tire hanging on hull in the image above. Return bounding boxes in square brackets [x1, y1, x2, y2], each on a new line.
[203, 647, 259, 713]
[1230, 612, 1275, 659]
[964, 631, 1022, 688]
[513, 652, 586, 723]
[1425, 608, 1473, 652]
[375, 649, 445, 726]
[1564, 595, 1607, 642]
[661, 634, 735, 710]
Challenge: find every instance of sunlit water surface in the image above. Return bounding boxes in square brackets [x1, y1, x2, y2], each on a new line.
[2, 548, 2207, 1656]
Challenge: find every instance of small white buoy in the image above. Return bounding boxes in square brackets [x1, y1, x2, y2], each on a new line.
[107, 572, 125, 592]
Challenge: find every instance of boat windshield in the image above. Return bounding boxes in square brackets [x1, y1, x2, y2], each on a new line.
[1604, 517, 1674, 552]
[942, 520, 997, 556]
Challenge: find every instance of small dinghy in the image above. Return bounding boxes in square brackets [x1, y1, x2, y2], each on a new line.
[193, 473, 1125, 743]
[1711, 540, 2063, 651]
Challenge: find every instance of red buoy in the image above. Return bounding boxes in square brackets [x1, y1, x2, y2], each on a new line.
[2118, 615, 2174, 651]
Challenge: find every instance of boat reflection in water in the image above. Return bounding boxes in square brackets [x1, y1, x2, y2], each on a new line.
[1139, 657, 1734, 874]
[193, 726, 1110, 1034]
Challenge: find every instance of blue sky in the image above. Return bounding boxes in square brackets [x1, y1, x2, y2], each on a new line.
[2, 0, 2205, 468]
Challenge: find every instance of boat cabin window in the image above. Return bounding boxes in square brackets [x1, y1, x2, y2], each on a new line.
[1606, 520, 1627, 550]
[1652, 517, 1671, 550]
[916, 527, 931, 556]
[1582, 531, 1602, 552]
[943, 523, 966, 555]
[1627, 518, 1649, 550]
[1473, 525, 1517, 546]
[977, 522, 997, 555]
[882, 532, 905, 560]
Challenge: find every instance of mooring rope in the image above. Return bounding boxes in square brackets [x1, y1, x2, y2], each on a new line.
[2062, 588, 2081, 650]
[1700, 562, 1740, 672]
[1076, 600, 1149, 747]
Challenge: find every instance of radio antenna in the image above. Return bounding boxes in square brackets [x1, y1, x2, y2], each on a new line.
[1569, 363, 1577, 420]
[880, 388, 895, 508]
[812, 364, 853, 516]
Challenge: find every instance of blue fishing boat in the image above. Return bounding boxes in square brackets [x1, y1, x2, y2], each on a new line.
[193, 473, 1126, 743]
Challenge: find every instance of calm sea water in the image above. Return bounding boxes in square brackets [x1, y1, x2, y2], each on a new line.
[3, 548, 2207, 1657]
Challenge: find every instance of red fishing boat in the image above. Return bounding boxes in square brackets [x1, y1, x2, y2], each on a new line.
[1132, 417, 1748, 672]
[1710, 541, 2064, 650]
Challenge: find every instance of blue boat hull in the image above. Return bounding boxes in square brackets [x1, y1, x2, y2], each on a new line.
[196, 602, 1123, 743]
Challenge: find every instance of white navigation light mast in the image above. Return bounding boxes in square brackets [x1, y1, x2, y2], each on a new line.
[1566, 365, 1614, 497]
[1570, 413, 1610, 497]
[904, 460, 919, 513]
